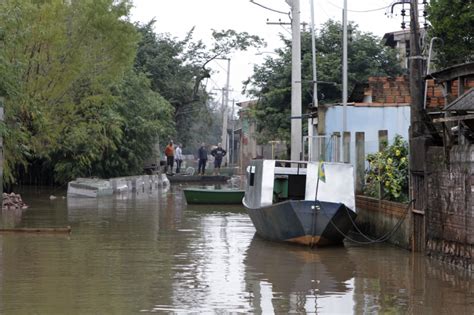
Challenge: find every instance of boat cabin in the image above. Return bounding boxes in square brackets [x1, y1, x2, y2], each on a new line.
[244, 159, 355, 211]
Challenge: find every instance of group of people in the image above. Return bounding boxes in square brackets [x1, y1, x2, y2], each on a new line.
[164, 140, 227, 175]
[164, 140, 183, 174]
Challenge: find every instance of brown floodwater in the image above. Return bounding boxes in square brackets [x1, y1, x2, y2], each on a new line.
[0, 184, 472, 314]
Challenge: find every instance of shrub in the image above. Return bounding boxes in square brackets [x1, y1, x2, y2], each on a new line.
[364, 135, 409, 202]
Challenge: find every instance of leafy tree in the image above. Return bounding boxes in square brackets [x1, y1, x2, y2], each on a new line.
[245, 20, 402, 144]
[428, 0, 474, 67]
[134, 22, 265, 148]
[0, 1, 264, 185]
[94, 70, 174, 179]
[0, 0, 140, 184]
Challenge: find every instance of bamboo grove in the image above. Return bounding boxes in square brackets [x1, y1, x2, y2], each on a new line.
[0, 0, 264, 186]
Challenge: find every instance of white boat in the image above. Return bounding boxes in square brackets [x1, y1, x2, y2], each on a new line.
[67, 178, 113, 198]
[243, 159, 357, 247]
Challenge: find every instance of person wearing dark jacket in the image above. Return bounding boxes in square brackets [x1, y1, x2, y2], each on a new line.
[197, 143, 208, 175]
[211, 143, 227, 175]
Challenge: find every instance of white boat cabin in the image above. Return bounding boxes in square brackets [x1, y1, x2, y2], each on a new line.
[244, 159, 355, 211]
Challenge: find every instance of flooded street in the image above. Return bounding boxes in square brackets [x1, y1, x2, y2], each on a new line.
[0, 185, 472, 314]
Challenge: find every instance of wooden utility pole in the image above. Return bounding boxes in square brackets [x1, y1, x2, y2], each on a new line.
[408, 0, 427, 252]
[389, 0, 427, 251]
[409, 0, 424, 137]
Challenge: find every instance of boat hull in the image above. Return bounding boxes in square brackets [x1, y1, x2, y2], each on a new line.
[183, 188, 244, 205]
[67, 179, 113, 198]
[245, 200, 356, 246]
[168, 175, 230, 183]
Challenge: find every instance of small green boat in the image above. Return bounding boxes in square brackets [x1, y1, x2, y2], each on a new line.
[183, 188, 245, 205]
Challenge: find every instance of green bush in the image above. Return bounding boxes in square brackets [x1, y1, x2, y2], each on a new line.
[364, 135, 409, 202]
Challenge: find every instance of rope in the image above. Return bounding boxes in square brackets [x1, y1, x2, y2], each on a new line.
[313, 161, 414, 245]
[315, 198, 413, 245]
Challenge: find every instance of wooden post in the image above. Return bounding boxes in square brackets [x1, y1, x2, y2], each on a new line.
[343, 131, 351, 163]
[333, 132, 341, 162]
[320, 137, 327, 161]
[378, 130, 388, 199]
[378, 130, 388, 151]
[355, 132, 365, 194]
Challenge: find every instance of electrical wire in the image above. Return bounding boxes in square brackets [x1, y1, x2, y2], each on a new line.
[326, 0, 391, 13]
[249, 0, 289, 15]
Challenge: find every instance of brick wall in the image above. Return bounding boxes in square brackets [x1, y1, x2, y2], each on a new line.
[426, 145, 474, 271]
[426, 77, 474, 108]
[355, 195, 411, 249]
[352, 75, 474, 109]
[367, 76, 411, 104]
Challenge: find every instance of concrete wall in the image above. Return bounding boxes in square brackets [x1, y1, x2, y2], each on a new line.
[426, 145, 474, 271]
[320, 104, 410, 165]
[355, 195, 412, 249]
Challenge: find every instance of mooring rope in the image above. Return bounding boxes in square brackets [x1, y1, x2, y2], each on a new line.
[314, 198, 414, 245]
[313, 161, 415, 245]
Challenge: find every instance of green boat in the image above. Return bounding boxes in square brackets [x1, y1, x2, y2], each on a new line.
[183, 188, 245, 205]
[168, 174, 230, 183]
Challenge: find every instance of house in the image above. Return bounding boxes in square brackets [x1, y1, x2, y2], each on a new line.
[382, 28, 426, 69]
[235, 100, 287, 170]
[315, 75, 412, 165]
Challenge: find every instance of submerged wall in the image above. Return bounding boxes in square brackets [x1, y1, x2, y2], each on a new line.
[355, 196, 412, 249]
[426, 146, 474, 272]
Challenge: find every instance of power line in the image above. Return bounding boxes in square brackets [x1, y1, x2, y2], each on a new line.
[249, 0, 289, 15]
[326, 0, 391, 13]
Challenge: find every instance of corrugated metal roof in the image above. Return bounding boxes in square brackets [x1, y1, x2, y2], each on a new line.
[444, 88, 474, 111]
[428, 62, 474, 83]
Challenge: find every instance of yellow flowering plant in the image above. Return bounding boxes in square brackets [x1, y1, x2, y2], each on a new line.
[364, 135, 409, 202]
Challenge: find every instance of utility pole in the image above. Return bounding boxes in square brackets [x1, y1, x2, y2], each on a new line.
[408, 0, 427, 253]
[286, 0, 302, 161]
[220, 58, 231, 166]
[308, 0, 318, 161]
[231, 99, 236, 166]
[409, 0, 424, 137]
[390, 0, 426, 251]
[342, 0, 348, 133]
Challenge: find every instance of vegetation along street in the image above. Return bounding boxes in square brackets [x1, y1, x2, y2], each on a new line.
[0, 0, 472, 314]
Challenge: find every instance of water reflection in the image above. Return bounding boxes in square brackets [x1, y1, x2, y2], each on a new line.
[245, 236, 355, 313]
[0, 185, 472, 314]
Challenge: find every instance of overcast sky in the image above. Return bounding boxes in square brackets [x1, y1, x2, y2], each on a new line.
[130, 0, 406, 103]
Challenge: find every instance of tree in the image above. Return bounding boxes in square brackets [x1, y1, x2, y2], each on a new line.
[0, 1, 265, 185]
[245, 20, 402, 144]
[134, 22, 265, 148]
[428, 0, 474, 67]
[96, 70, 174, 179]
[0, 0, 140, 184]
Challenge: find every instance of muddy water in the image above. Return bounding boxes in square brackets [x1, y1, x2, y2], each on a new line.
[0, 185, 472, 314]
